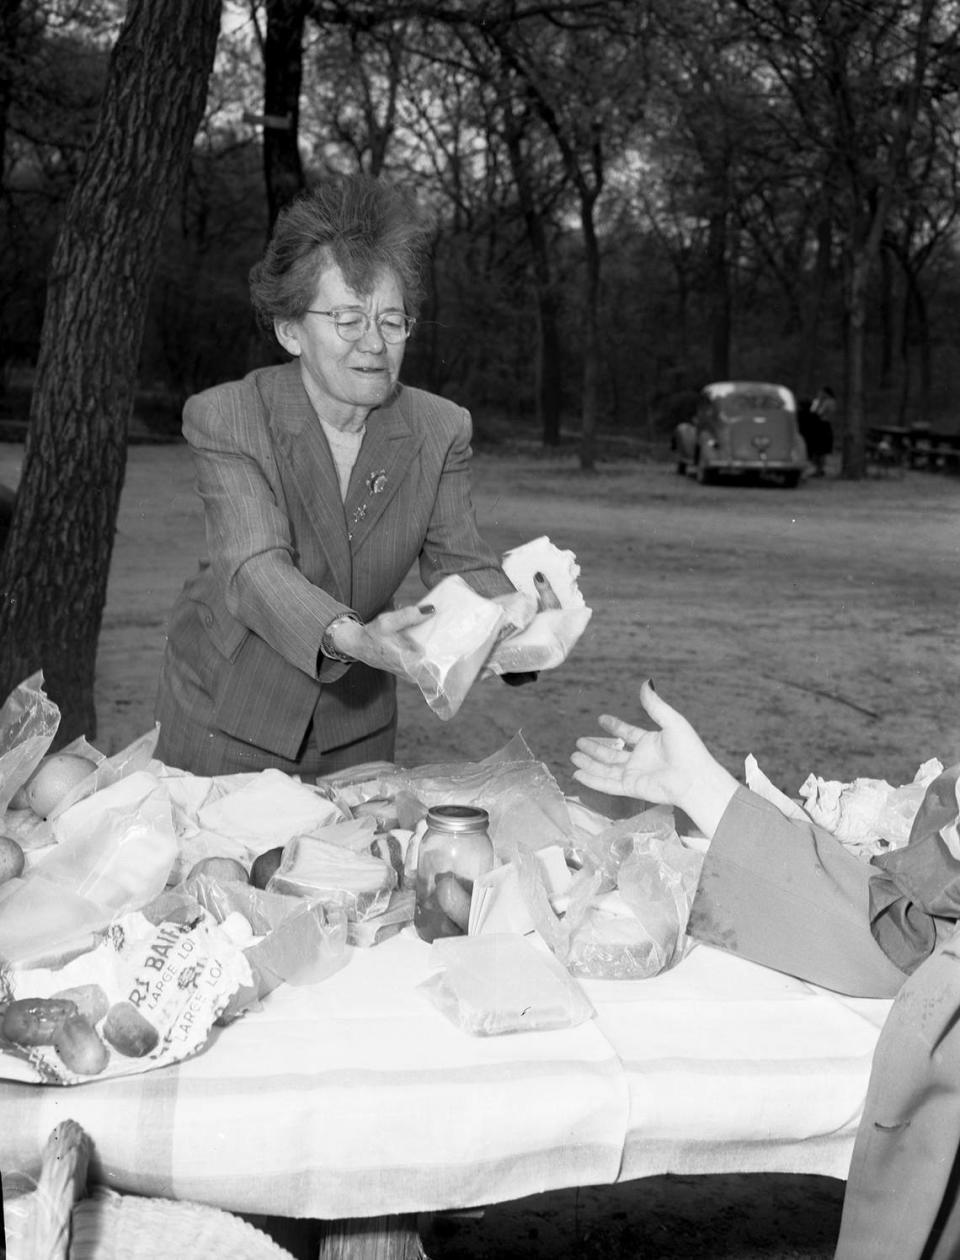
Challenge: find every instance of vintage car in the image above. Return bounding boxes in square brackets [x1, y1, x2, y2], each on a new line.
[673, 381, 808, 487]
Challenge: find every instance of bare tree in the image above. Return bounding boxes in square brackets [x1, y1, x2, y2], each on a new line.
[732, 0, 957, 477]
[0, 0, 222, 743]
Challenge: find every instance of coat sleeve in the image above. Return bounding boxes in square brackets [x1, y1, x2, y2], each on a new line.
[687, 787, 908, 997]
[184, 383, 350, 682]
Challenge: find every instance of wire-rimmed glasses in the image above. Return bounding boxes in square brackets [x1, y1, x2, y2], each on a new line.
[305, 307, 416, 344]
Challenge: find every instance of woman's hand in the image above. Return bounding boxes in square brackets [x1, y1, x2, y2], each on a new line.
[570, 680, 739, 839]
[491, 589, 538, 635]
[326, 605, 436, 680]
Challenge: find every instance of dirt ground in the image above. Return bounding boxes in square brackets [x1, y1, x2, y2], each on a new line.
[2, 440, 959, 1257]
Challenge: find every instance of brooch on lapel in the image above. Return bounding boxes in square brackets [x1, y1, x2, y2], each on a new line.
[366, 469, 388, 495]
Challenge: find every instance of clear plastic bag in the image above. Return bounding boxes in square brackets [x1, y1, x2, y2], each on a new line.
[395, 733, 575, 859]
[169, 873, 349, 1018]
[510, 806, 704, 980]
[398, 574, 506, 719]
[483, 536, 592, 676]
[0, 772, 179, 969]
[419, 933, 595, 1036]
[0, 671, 59, 815]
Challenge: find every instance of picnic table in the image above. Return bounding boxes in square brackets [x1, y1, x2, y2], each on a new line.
[867, 425, 960, 471]
[0, 926, 891, 1257]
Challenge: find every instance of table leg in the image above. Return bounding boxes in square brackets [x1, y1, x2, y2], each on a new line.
[316, 1213, 426, 1260]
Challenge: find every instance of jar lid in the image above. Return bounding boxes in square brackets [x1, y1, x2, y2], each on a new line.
[425, 804, 490, 831]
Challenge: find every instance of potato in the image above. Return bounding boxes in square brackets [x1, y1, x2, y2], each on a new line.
[51, 983, 110, 1026]
[0, 834, 25, 885]
[2, 997, 78, 1047]
[250, 846, 283, 890]
[187, 856, 249, 885]
[102, 1002, 159, 1058]
[53, 1014, 109, 1076]
[435, 872, 473, 932]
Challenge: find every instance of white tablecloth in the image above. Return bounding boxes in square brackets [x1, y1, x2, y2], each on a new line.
[0, 932, 891, 1220]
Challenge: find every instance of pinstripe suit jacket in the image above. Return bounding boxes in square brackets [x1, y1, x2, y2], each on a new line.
[156, 363, 514, 765]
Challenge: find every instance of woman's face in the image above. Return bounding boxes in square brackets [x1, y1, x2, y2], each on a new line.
[275, 263, 406, 427]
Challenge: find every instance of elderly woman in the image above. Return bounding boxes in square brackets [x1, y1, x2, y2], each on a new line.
[573, 682, 960, 1260]
[154, 173, 530, 778]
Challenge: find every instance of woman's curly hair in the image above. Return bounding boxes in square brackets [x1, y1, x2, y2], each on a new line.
[249, 172, 430, 330]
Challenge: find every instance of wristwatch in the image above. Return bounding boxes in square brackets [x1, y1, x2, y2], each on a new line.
[320, 612, 362, 663]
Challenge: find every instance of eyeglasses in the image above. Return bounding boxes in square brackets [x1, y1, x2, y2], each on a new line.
[305, 307, 416, 344]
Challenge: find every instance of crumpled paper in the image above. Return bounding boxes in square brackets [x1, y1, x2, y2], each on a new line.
[745, 753, 946, 859]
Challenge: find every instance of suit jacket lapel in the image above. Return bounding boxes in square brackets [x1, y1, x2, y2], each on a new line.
[345, 387, 424, 552]
[267, 364, 353, 601]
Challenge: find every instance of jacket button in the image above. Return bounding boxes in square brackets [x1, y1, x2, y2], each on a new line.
[201, 610, 213, 627]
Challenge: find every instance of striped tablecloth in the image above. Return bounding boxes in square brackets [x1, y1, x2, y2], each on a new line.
[0, 931, 890, 1220]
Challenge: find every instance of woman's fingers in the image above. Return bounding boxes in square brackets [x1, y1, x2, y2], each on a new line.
[596, 713, 645, 745]
[637, 679, 680, 728]
[573, 736, 628, 765]
[378, 604, 435, 633]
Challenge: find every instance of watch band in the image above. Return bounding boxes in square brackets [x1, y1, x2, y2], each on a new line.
[320, 612, 362, 663]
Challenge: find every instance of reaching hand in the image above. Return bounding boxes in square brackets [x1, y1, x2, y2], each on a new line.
[570, 680, 739, 838]
[328, 604, 436, 680]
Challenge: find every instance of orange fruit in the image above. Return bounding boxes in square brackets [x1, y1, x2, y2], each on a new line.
[22, 753, 97, 820]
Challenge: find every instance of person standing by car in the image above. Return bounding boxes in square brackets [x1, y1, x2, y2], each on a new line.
[154, 172, 534, 779]
[808, 384, 837, 476]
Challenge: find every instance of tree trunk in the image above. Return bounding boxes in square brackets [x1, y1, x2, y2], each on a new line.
[263, 0, 307, 231]
[841, 251, 870, 480]
[915, 282, 931, 429]
[502, 102, 562, 446]
[0, 0, 222, 743]
[536, 286, 563, 446]
[707, 206, 730, 380]
[578, 194, 601, 472]
[798, 214, 831, 397]
[0, 0, 26, 394]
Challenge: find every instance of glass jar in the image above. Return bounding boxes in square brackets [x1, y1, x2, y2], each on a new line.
[414, 805, 494, 943]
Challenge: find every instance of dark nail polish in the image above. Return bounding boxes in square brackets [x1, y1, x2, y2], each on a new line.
[418, 604, 435, 615]
[534, 571, 545, 583]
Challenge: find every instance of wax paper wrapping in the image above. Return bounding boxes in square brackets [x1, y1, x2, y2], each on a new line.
[484, 536, 592, 676]
[158, 874, 349, 1019]
[0, 772, 179, 969]
[399, 574, 506, 720]
[508, 806, 703, 980]
[745, 753, 946, 860]
[419, 934, 595, 1036]
[393, 733, 576, 859]
[0, 672, 59, 815]
[161, 766, 349, 882]
[0, 909, 251, 1084]
[395, 538, 592, 715]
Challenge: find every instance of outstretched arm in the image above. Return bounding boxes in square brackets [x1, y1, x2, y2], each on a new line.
[570, 680, 739, 838]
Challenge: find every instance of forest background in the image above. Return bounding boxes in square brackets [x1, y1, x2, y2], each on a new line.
[1, 0, 959, 743]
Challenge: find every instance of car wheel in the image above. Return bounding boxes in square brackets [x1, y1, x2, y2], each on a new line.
[675, 459, 687, 475]
[782, 471, 802, 488]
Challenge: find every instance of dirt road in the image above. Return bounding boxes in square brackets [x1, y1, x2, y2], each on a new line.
[21, 442, 950, 800]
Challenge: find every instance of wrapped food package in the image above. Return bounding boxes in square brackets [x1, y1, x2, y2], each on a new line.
[399, 574, 506, 719]
[485, 536, 592, 675]
[267, 834, 397, 920]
